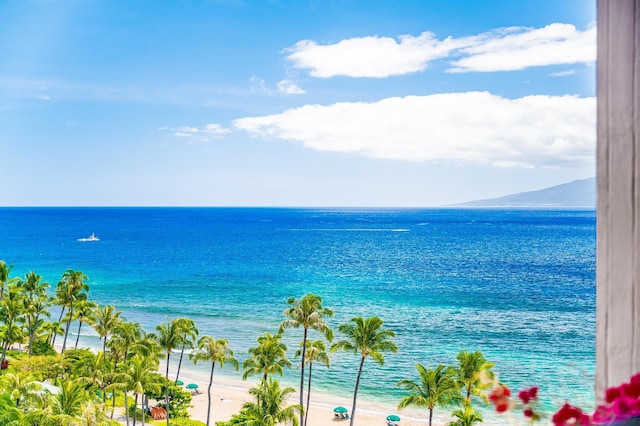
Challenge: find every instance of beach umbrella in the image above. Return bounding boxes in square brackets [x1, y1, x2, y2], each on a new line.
[333, 406, 348, 413]
[386, 414, 401, 422]
[186, 383, 198, 390]
[175, 380, 184, 386]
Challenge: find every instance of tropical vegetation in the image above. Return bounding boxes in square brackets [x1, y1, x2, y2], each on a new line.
[1, 260, 549, 426]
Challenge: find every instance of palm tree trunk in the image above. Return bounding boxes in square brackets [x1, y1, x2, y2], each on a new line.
[103, 336, 107, 359]
[27, 316, 32, 357]
[142, 395, 147, 426]
[165, 351, 171, 426]
[429, 408, 433, 426]
[350, 355, 366, 426]
[1, 320, 13, 363]
[299, 328, 308, 426]
[124, 391, 131, 426]
[75, 320, 83, 348]
[206, 362, 216, 426]
[304, 362, 313, 426]
[111, 390, 117, 419]
[58, 306, 66, 322]
[175, 344, 185, 382]
[61, 303, 73, 353]
[133, 393, 138, 426]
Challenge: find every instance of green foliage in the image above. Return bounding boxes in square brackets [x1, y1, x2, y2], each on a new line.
[10, 354, 66, 381]
[397, 364, 461, 426]
[147, 417, 206, 426]
[455, 350, 495, 406]
[449, 405, 483, 426]
[105, 392, 134, 408]
[30, 340, 56, 356]
[146, 380, 193, 418]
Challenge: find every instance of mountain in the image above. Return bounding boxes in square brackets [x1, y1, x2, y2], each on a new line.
[451, 177, 596, 207]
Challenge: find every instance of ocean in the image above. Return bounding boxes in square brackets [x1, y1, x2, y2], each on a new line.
[0, 207, 596, 420]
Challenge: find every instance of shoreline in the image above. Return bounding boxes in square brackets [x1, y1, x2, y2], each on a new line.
[55, 342, 448, 425]
[175, 366, 445, 426]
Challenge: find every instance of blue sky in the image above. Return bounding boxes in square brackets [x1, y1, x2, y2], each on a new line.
[1, 0, 596, 207]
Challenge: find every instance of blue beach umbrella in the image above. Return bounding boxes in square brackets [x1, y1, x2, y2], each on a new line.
[387, 414, 401, 422]
[333, 406, 348, 413]
[186, 383, 198, 390]
[175, 380, 184, 386]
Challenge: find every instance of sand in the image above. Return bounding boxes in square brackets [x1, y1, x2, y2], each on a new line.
[52, 344, 450, 425]
[176, 372, 447, 426]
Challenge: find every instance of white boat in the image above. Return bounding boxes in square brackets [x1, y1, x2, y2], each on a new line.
[77, 233, 100, 242]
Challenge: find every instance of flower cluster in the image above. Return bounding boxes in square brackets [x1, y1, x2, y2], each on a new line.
[489, 384, 541, 421]
[552, 403, 590, 425]
[590, 373, 640, 425]
[489, 373, 640, 425]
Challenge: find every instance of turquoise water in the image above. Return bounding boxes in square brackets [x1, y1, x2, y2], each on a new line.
[0, 207, 596, 419]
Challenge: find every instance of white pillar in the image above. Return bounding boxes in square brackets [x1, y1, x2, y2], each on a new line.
[596, 0, 640, 400]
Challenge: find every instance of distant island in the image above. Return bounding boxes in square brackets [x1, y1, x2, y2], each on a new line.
[450, 177, 596, 207]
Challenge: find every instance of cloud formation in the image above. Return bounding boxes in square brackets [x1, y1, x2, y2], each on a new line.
[233, 92, 595, 168]
[448, 24, 596, 73]
[284, 23, 595, 77]
[170, 124, 230, 143]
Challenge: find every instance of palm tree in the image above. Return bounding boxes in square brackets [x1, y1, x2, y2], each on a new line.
[397, 364, 460, 426]
[18, 272, 50, 356]
[294, 340, 330, 426]
[449, 405, 483, 426]
[190, 335, 239, 426]
[173, 317, 199, 384]
[331, 316, 398, 426]
[109, 321, 151, 363]
[0, 261, 19, 301]
[18, 271, 49, 298]
[153, 317, 183, 426]
[241, 378, 302, 426]
[42, 320, 64, 347]
[0, 371, 43, 409]
[279, 293, 333, 426]
[0, 285, 25, 363]
[125, 355, 163, 426]
[50, 378, 91, 418]
[455, 350, 495, 406]
[72, 300, 96, 349]
[24, 295, 50, 357]
[57, 269, 89, 353]
[92, 304, 122, 356]
[0, 394, 22, 425]
[242, 332, 292, 382]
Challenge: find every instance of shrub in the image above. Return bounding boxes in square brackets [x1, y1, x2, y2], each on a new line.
[146, 379, 193, 419]
[31, 340, 57, 356]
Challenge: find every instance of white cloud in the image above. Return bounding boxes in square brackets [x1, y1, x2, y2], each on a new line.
[277, 79, 305, 94]
[168, 123, 231, 143]
[284, 23, 595, 78]
[448, 24, 596, 73]
[233, 92, 595, 168]
[550, 70, 577, 77]
[284, 32, 465, 78]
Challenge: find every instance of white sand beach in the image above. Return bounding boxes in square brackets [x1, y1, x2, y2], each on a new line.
[175, 372, 446, 426]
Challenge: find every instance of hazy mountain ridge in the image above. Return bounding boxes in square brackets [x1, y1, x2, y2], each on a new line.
[451, 177, 596, 207]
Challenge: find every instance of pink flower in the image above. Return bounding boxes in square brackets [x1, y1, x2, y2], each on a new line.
[591, 404, 615, 424]
[519, 389, 532, 404]
[605, 386, 621, 404]
[518, 387, 539, 404]
[552, 403, 590, 426]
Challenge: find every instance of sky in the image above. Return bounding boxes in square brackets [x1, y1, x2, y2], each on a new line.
[0, 0, 596, 207]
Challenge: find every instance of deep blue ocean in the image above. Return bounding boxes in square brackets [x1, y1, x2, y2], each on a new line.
[0, 208, 596, 418]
